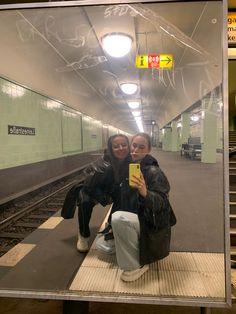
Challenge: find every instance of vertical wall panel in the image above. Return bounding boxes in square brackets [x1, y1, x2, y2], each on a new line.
[62, 109, 82, 153]
[82, 116, 103, 152]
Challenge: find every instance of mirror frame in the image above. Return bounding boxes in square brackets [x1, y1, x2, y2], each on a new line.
[0, 0, 231, 308]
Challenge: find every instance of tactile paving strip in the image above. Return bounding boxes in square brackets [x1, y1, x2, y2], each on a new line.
[69, 236, 225, 299]
[192, 252, 224, 272]
[70, 267, 118, 292]
[0, 243, 36, 266]
[158, 252, 197, 271]
[38, 217, 64, 229]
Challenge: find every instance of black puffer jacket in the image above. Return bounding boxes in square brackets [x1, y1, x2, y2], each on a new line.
[61, 155, 113, 219]
[82, 156, 112, 206]
[112, 154, 176, 265]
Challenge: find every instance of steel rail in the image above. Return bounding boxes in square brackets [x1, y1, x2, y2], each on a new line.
[0, 178, 84, 231]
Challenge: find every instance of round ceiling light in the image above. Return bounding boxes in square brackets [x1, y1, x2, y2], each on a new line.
[191, 115, 199, 122]
[132, 111, 141, 117]
[101, 33, 133, 58]
[127, 101, 140, 109]
[120, 83, 138, 95]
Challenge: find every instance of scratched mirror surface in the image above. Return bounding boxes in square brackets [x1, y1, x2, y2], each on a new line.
[0, 0, 228, 306]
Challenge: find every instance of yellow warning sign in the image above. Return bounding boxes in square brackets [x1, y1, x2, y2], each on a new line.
[136, 54, 173, 69]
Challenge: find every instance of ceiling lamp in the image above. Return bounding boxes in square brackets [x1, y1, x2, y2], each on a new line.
[191, 115, 199, 122]
[135, 117, 144, 132]
[132, 111, 141, 117]
[101, 33, 133, 58]
[127, 101, 140, 109]
[120, 83, 138, 95]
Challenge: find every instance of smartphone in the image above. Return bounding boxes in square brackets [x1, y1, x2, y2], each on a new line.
[129, 163, 141, 187]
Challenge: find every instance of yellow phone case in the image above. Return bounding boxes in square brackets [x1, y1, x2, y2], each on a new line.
[129, 163, 141, 186]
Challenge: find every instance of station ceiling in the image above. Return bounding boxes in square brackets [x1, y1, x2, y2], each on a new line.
[0, 1, 224, 133]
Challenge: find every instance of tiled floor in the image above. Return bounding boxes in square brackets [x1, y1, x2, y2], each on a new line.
[69, 235, 225, 301]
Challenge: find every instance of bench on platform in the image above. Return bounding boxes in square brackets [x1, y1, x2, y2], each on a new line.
[181, 137, 202, 159]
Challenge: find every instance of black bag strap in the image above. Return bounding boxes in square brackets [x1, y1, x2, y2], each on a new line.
[98, 223, 112, 235]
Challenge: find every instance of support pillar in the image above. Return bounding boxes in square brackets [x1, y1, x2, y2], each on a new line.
[180, 113, 190, 145]
[162, 128, 172, 151]
[201, 96, 217, 163]
[171, 121, 179, 152]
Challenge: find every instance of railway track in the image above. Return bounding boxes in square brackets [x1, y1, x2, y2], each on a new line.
[0, 172, 85, 257]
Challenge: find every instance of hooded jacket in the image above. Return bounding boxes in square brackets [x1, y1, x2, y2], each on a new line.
[61, 155, 112, 219]
[112, 154, 176, 265]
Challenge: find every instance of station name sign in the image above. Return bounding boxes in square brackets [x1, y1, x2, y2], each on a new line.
[136, 54, 173, 69]
[8, 125, 35, 136]
[228, 12, 236, 45]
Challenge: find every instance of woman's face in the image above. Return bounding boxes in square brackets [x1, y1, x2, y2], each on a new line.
[111, 136, 129, 160]
[131, 135, 150, 162]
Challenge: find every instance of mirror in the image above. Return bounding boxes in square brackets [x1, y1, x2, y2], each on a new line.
[0, 0, 230, 307]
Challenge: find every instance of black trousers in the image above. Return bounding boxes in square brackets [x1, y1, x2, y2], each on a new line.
[77, 189, 96, 238]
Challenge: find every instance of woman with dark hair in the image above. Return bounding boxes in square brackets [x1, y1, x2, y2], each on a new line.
[76, 134, 130, 252]
[111, 132, 176, 282]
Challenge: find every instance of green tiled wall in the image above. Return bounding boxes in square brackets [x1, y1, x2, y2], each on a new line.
[62, 109, 82, 153]
[0, 77, 102, 170]
[82, 116, 103, 152]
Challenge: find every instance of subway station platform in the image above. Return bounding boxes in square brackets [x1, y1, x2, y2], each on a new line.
[0, 149, 231, 313]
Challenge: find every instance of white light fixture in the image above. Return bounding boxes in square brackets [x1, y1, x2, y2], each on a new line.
[191, 115, 199, 122]
[101, 33, 133, 58]
[132, 111, 141, 117]
[120, 83, 138, 95]
[127, 101, 140, 109]
[134, 117, 144, 132]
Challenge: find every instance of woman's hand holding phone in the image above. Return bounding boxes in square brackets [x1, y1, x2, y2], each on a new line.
[130, 171, 147, 198]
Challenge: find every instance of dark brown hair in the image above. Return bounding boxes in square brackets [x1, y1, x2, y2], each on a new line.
[107, 134, 130, 182]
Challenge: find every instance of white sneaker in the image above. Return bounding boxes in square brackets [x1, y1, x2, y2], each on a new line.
[95, 236, 115, 254]
[77, 233, 89, 252]
[120, 265, 149, 282]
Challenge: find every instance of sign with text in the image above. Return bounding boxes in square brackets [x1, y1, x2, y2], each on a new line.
[8, 125, 35, 136]
[228, 12, 236, 45]
[136, 54, 173, 68]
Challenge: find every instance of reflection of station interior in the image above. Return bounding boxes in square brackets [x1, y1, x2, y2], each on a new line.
[0, 0, 235, 313]
[0, 150, 226, 307]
